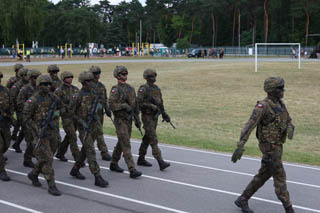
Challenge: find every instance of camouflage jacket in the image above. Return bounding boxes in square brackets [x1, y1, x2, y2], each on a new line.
[137, 83, 164, 115]
[94, 81, 109, 114]
[54, 83, 79, 119]
[6, 76, 19, 89]
[238, 97, 292, 148]
[50, 75, 62, 92]
[109, 82, 139, 119]
[10, 79, 27, 112]
[0, 84, 12, 126]
[17, 83, 37, 113]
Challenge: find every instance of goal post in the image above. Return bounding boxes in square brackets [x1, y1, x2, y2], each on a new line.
[255, 43, 301, 72]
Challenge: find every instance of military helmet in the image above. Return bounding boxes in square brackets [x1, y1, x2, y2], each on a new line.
[78, 71, 94, 83]
[27, 69, 41, 79]
[113, 65, 128, 78]
[17, 68, 29, 77]
[143, 68, 157, 79]
[60, 71, 74, 80]
[36, 75, 52, 86]
[88, 66, 101, 74]
[14, 64, 24, 72]
[264, 77, 285, 93]
[47, 64, 60, 73]
[0, 71, 3, 78]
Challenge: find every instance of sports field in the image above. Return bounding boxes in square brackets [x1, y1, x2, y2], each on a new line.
[1, 59, 319, 165]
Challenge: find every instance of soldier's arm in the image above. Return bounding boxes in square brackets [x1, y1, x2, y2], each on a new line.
[23, 97, 37, 132]
[237, 103, 266, 149]
[9, 86, 19, 110]
[16, 88, 26, 112]
[137, 86, 157, 111]
[109, 87, 126, 112]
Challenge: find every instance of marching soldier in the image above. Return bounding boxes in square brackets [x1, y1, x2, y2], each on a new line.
[109, 65, 142, 179]
[136, 69, 170, 171]
[232, 77, 295, 213]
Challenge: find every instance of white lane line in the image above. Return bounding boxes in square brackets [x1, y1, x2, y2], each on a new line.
[0, 199, 43, 213]
[6, 169, 189, 213]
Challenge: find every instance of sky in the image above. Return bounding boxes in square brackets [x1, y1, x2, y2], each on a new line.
[50, 0, 146, 6]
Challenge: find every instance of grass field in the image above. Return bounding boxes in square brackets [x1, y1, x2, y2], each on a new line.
[1, 59, 319, 166]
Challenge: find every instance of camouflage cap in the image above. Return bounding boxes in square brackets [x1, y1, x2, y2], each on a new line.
[143, 68, 157, 79]
[17, 68, 29, 77]
[47, 64, 60, 73]
[264, 77, 285, 93]
[0, 71, 3, 78]
[14, 64, 24, 72]
[113, 65, 128, 78]
[27, 69, 42, 79]
[60, 71, 74, 80]
[88, 66, 101, 74]
[78, 71, 94, 83]
[36, 75, 52, 86]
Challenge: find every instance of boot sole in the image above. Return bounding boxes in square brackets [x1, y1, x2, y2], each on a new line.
[28, 173, 42, 187]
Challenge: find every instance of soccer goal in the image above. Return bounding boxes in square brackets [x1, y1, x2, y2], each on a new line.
[255, 43, 301, 72]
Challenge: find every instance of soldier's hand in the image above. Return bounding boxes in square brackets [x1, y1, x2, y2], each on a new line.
[122, 103, 132, 113]
[105, 108, 112, 118]
[231, 147, 244, 163]
[162, 112, 171, 122]
[287, 124, 295, 140]
[150, 104, 158, 112]
[80, 120, 89, 130]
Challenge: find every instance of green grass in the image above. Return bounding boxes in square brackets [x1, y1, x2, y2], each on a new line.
[1, 59, 319, 166]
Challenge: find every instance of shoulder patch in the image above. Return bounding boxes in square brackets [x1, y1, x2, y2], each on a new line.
[28, 99, 32, 103]
[139, 87, 145, 93]
[256, 103, 263, 108]
[111, 88, 117, 93]
[12, 86, 17, 88]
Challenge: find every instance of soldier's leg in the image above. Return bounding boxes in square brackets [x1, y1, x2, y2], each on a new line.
[12, 114, 24, 153]
[96, 114, 111, 161]
[138, 114, 153, 166]
[0, 128, 11, 181]
[23, 125, 35, 168]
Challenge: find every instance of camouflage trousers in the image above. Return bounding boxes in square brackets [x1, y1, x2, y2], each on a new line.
[32, 129, 59, 187]
[22, 122, 34, 162]
[56, 118, 81, 161]
[96, 112, 109, 157]
[0, 123, 11, 172]
[139, 114, 162, 160]
[12, 113, 25, 143]
[111, 117, 136, 172]
[74, 122, 101, 176]
[241, 143, 292, 208]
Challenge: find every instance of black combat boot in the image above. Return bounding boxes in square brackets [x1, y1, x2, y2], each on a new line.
[101, 152, 112, 161]
[12, 142, 22, 153]
[4, 156, 8, 162]
[158, 159, 170, 171]
[129, 169, 142, 179]
[137, 156, 152, 167]
[110, 163, 124, 173]
[55, 154, 68, 162]
[27, 172, 42, 187]
[48, 184, 61, 196]
[94, 175, 109, 187]
[70, 167, 85, 180]
[23, 161, 35, 168]
[0, 171, 10, 181]
[234, 196, 254, 213]
[285, 205, 295, 213]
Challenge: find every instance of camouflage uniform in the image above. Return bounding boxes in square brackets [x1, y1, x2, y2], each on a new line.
[232, 77, 295, 213]
[16, 69, 41, 167]
[109, 66, 142, 178]
[0, 71, 12, 181]
[24, 75, 62, 196]
[55, 71, 81, 162]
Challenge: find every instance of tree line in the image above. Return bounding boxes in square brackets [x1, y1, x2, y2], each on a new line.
[0, 0, 319, 49]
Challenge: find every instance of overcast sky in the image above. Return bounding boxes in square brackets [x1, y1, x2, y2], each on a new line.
[50, 0, 146, 6]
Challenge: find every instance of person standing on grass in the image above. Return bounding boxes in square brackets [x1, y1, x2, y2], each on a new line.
[231, 77, 295, 213]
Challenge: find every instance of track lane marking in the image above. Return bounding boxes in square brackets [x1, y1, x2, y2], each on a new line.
[0, 199, 43, 213]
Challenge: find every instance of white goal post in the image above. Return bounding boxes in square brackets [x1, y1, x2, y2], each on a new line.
[255, 43, 301, 72]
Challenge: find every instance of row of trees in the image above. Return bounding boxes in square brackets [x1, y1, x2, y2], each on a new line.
[0, 0, 319, 48]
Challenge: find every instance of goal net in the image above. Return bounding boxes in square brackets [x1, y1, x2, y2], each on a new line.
[254, 43, 301, 72]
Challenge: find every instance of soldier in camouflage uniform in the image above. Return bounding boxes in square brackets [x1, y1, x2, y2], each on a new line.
[231, 77, 295, 213]
[136, 69, 170, 171]
[11, 68, 29, 153]
[24, 75, 62, 196]
[16, 69, 42, 168]
[0, 72, 13, 181]
[88, 65, 112, 161]
[55, 71, 81, 163]
[109, 66, 142, 179]
[69, 71, 108, 187]
[7, 64, 24, 141]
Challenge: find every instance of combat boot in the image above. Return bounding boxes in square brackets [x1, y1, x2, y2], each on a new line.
[70, 168, 85, 180]
[129, 169, 142, 179]
[158, 159, 170, 171]
[12, 142, 22, 153]
[101, 152, 112, 161]
[234, 196, 254, 213]
[4, 156, 8, 162]
[23, 161, 35, 168]
[48, 184, 61, 196]
[0, 171, 10, 181]
[110, 163, 124, 173]
[94, 175, 109, 187]
[27, 172, 42, 187]
[285, 206, 295, 213]
[137, 156, 152, 167]
[55, 154, 68, 162]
